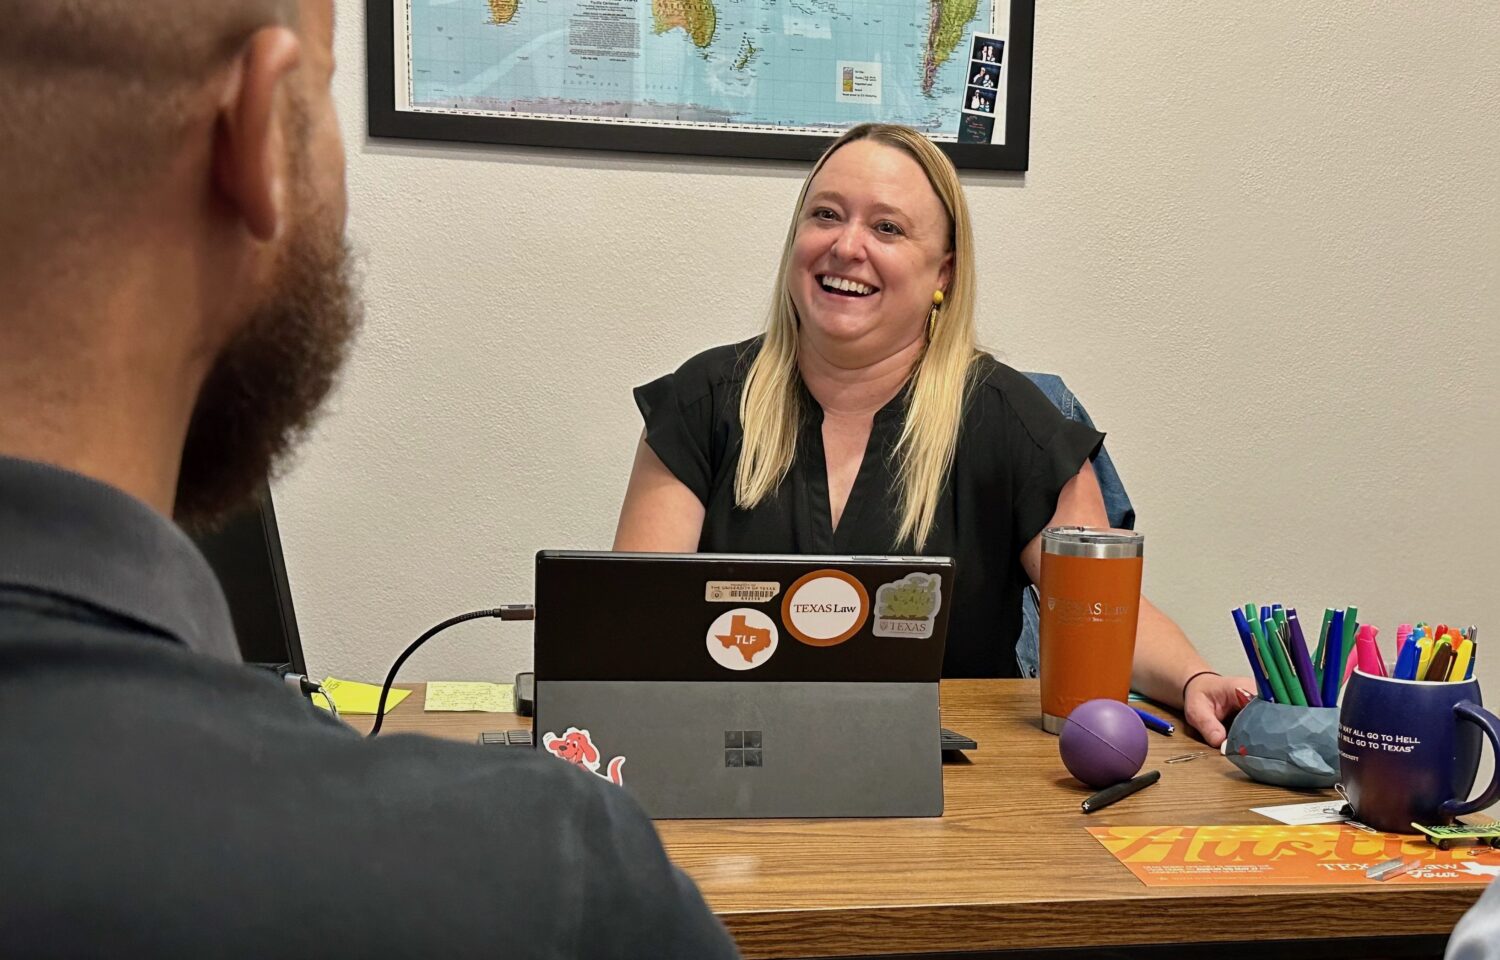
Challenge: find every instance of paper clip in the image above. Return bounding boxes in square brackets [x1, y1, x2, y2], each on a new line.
[1164, 753, 1202, 764]
[1366, 857, 1422, 881]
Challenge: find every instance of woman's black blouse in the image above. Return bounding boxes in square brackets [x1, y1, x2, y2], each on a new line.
[634, 338, 1104, 678]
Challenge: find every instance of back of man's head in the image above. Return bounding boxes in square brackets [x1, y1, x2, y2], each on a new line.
[1, 0, 292, 245]
[0, 0, 360, 529]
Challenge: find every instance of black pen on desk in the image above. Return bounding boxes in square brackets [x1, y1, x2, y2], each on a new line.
[1081, 770, 1161, 814]
[1132, 707, 1174, 735]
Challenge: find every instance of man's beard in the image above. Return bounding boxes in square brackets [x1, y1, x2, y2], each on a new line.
[173, 200, 361, 531]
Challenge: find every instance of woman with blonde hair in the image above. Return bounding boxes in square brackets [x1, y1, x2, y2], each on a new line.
[615, 123, 1247, 745]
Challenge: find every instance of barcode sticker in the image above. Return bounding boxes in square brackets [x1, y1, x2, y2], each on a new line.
[706, 581, 781, 603]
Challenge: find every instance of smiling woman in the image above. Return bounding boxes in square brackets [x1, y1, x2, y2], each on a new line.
[613, 123, 1252, 743]
[750, 130, 971, 548]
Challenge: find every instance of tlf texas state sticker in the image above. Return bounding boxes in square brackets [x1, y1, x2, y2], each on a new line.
[706, 607, 779, 670]
[542, 727, 625, 786]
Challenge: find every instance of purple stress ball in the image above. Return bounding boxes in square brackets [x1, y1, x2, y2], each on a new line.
[1059, 699, 1149, 789]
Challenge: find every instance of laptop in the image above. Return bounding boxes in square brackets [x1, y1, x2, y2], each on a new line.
[533, 551, 953, 819]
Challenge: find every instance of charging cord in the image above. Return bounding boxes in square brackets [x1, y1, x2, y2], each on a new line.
[282, 672, 339, 718]
[368, 605, 536, 738]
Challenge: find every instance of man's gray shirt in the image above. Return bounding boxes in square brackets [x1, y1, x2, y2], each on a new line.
[0, 455, 737, 958]
[1448, 878, 1500, 960]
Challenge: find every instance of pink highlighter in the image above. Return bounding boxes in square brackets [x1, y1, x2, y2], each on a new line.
[1355, 625, 1385, 678]
[1374, 627, 1389, 677]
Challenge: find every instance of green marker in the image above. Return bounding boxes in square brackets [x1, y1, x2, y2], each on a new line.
[1247, 609, 1291, 704]
[1267, 618, 1307, 707]
[1343, 606, 1360, 658]
[1314, 608, 1334, 686]
[1339, 606, 1360, 692]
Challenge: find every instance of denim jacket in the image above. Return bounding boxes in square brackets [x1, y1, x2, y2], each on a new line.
[1014, 373, 1135, 678]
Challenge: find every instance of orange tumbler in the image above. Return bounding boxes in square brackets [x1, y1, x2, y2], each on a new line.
[1038, 526, 1144, 734]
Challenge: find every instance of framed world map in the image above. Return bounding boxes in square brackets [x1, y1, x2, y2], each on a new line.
[367, 0, 1033, 169]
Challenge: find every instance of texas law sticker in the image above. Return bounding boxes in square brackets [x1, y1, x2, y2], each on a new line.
[873, 573, 943, 639]
[782, 570, 869, 647]
[706, 607, 779, 670]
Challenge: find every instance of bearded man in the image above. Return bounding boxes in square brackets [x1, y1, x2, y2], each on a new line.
[0, 3, 736, 956]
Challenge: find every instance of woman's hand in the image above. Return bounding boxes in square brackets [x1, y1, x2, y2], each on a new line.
[1182, 672, 1253, 748]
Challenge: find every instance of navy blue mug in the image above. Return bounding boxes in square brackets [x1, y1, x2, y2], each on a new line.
[1339, 670, 1500, 834]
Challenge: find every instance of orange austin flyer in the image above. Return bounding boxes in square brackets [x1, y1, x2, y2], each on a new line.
[1088, 825, 1500, 887]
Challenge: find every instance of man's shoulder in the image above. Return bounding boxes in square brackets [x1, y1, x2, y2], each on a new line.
[0, 627, 641, 827]
[356, 729, 640, 809]
[0, 655, 736, 957]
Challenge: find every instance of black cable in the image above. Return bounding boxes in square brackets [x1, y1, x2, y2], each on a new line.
[265, 666, 340, 718]
[368, 604, 536, 737]
[282, 673, 339, 718]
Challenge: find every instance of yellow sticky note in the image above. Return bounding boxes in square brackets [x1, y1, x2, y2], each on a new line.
[312, 677, 411, 715]
[424, 681, 515, 713]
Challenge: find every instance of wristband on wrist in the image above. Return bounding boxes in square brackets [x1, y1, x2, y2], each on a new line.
[1181, 670, 1221, 705]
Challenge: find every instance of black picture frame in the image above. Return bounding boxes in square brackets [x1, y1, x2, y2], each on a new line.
[367, 1, 1034, 170]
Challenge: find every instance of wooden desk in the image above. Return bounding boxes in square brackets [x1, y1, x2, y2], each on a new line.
[347, 681, 1482, 959]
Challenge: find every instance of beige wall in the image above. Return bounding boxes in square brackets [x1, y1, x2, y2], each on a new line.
[281, 0, 1499, 720]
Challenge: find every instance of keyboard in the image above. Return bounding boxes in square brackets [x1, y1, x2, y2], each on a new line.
[940, 728, 978, 752]
[478, 729, 534, 747]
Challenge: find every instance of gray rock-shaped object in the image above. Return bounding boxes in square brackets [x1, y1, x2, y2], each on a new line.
[1223, 698, 1340, 788]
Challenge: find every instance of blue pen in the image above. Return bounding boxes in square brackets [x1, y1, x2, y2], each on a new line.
[1322, 609, 1345, 707]
[1286, 609, 1323, 707]
[1393, 636, 1420, 681]
[1399, 629, 1423, 679]
[1132, 707, 1174, 735]
[1231, 607, 1274, 701]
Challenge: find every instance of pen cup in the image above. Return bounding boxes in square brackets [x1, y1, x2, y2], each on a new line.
[1222, 698, 1339, 789]
[1338, 671, 1500, 833]
[1038, 527, 1144, 734]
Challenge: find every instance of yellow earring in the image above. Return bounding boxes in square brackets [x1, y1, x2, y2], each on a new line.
[927, 290, 944, 341]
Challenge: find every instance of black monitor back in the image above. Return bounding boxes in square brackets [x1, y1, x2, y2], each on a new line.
[190, 487, 305, 672]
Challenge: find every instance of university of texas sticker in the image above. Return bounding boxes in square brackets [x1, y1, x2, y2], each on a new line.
[704, 580, 781, 603]
[873, 573, 942, 639]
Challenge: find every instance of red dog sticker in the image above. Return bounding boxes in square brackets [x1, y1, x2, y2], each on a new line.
[541, 727, 625, 786]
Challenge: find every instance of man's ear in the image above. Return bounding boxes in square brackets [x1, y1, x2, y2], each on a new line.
[212, 27, 302, 242]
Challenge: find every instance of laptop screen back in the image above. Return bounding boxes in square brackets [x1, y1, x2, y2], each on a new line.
[533, 552, 952, 818]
